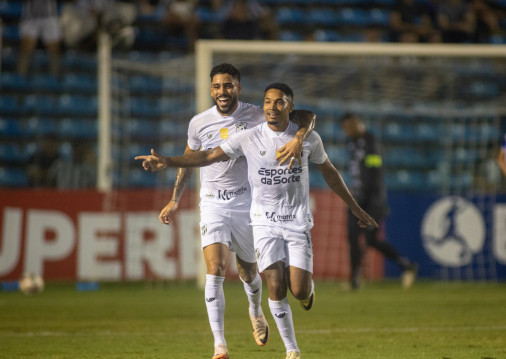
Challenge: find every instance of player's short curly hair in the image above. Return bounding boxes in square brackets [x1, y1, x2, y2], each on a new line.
[210, 63, 241, 82]
[264, 83, 294, 100]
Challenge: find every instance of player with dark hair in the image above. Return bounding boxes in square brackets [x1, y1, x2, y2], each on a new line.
[498, 132, 506, 177]
[136, 83, 377, 359]
[140, 64, 315, 359]
[339, 113, 417, 290]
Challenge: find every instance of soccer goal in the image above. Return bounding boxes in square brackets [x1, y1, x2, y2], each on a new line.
[194, 40, 506, 282]
[101, 39, 506, 282]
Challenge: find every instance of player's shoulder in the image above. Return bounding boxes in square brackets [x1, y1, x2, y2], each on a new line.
[190, 106, 216, 124]
[237, 102, 263, 122]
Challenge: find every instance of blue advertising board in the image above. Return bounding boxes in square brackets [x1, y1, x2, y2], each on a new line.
[385, 193, 506, 280]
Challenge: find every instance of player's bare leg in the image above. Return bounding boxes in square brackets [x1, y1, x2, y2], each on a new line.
[236, 256, 269, 346]
[286, 266, 315, 311]
[264, 261, 300, 356]
[204, 243, 230, 357]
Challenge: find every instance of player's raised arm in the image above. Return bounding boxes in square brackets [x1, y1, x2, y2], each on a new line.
[135, 146, 230, 171]
[317, 158, 378, 229]
[277, 110, 316, 168]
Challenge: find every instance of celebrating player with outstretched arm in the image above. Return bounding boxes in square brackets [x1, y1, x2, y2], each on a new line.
[136, 82, 376, 359]
[137, 64, 315, 359]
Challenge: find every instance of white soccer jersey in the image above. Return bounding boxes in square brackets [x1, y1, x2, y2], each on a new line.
[187, 101, 264, 208]
[221, 121, 328, 231]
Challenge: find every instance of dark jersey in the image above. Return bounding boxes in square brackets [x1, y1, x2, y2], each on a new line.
[346, 131, 389, 220]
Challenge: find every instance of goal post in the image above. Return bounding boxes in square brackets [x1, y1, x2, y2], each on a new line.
[195, 40, 506, 282]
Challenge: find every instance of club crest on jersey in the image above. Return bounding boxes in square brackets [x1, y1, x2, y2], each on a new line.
[220, 128, 229, 139]
[235, 122, 247, 131]
[260, 150, 266, 156]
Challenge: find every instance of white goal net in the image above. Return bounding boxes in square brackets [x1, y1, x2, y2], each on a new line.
[105, 40, 506, 281]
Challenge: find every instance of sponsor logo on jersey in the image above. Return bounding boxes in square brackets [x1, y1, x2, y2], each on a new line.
[265, 212, 296, 223]
[255, 248, 260, 259]
[207, 133, 213, 139]
[217, 187, 247, 200]
[220, 128, 229, 139]
[235, 122, 247, 131]
[206, 297, 216, 302]
[260, 150, 266, 156]
[275, 312, 287, 318]
[258, 167, 303, 185]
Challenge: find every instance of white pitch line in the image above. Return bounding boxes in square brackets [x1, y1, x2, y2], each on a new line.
[1, 325, 506, 338]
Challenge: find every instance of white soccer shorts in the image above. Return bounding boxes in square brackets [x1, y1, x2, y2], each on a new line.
[20, 17, 62, 44]
[252, 225, 313, 273]
[199, 207, 256, 263]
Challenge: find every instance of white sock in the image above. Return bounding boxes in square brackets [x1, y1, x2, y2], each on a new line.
[241, 272, 263, 317]
[268, 297, 299, 353]
[205, 274, 226, 347]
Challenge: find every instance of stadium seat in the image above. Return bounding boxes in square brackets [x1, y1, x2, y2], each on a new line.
[129, 75, 162, 94]
[1, 72, 30, 91]
[126, 119, 159, 139]
[0, 143, 23, 163]
[0, 118, 25, 138]
[382, 122, 415, 142]
[62, 73, 97, 94]
[313, 29, 340, 42]
[23, 95, 58, 116]
[59, 118, 97, 139]
[279, 30, 303, 42]
[368, 8, 390, 26]
[25, 117, 59, 137]
[337, 8, 370, 26]
[0, 1, 22, 18]
[0, 96, 22, 115]
[31, 74, 62, 93]
[127, 168, 158, 187]
[276, 7, 305, 25]
[1, 24, 20, 43]
[308, 8, 339, 26]
[0, 167, 29, 187]
[58, 95, 97, 117]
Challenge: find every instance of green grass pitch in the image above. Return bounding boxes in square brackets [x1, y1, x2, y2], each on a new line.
[1, 280, 505, 358]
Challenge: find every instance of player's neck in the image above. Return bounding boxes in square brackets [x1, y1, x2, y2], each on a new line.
[267, 121, 289, 133]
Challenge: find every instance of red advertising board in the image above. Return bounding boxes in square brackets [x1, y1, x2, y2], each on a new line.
[0, 189, 383, 281]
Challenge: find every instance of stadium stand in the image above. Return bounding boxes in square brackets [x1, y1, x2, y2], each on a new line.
[0, 0, 505, 190]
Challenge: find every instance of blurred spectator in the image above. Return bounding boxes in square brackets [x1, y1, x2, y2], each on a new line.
[437, 0, 475, 43]
[60, 0, 136, 50]
[17, 0, 62, 77]
[217, 0, 278, 40]
[390, 0, 440, 43]
[471, 0, 502, 43]
[498, 132, 506, 177]
[26, 136, 61, 187]
[159, 0, 199, 51]
[50, 142, 97, 189]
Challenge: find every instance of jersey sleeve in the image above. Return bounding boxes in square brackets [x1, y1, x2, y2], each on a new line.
[308, 131, 328, 164]
[187, 117, 201, 150]
[220, 128, 250, 159]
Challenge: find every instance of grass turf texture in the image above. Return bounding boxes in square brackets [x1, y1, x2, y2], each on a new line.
[1, 281, 505, 358]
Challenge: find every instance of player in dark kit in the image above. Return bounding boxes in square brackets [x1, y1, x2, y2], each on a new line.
[339, 113, 417, 290]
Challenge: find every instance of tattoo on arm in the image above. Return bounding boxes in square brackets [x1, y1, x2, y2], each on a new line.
[171, 167, 193, 202]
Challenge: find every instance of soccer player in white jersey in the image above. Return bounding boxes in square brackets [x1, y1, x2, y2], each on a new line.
[498, 132, 506, 177]
[137, 64, 315, 359]
[137, 83, 377, 359]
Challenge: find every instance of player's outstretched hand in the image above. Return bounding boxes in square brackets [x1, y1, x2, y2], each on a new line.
[135, 149, 167, 172]
[159, 200, 178, 225]
[351, 206, 379, 229]
[276, 137, 302, 169]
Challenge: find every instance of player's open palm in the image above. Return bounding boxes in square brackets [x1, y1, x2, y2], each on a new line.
[135, 149, 167, 172]
[159, 200, 178, 225]
[351, 207, 378, 229]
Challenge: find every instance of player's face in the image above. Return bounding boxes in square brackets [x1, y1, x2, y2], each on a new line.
[341, 118, 360, 138]
[211, 73, 241, 116]
[263, 89, 293, 129]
